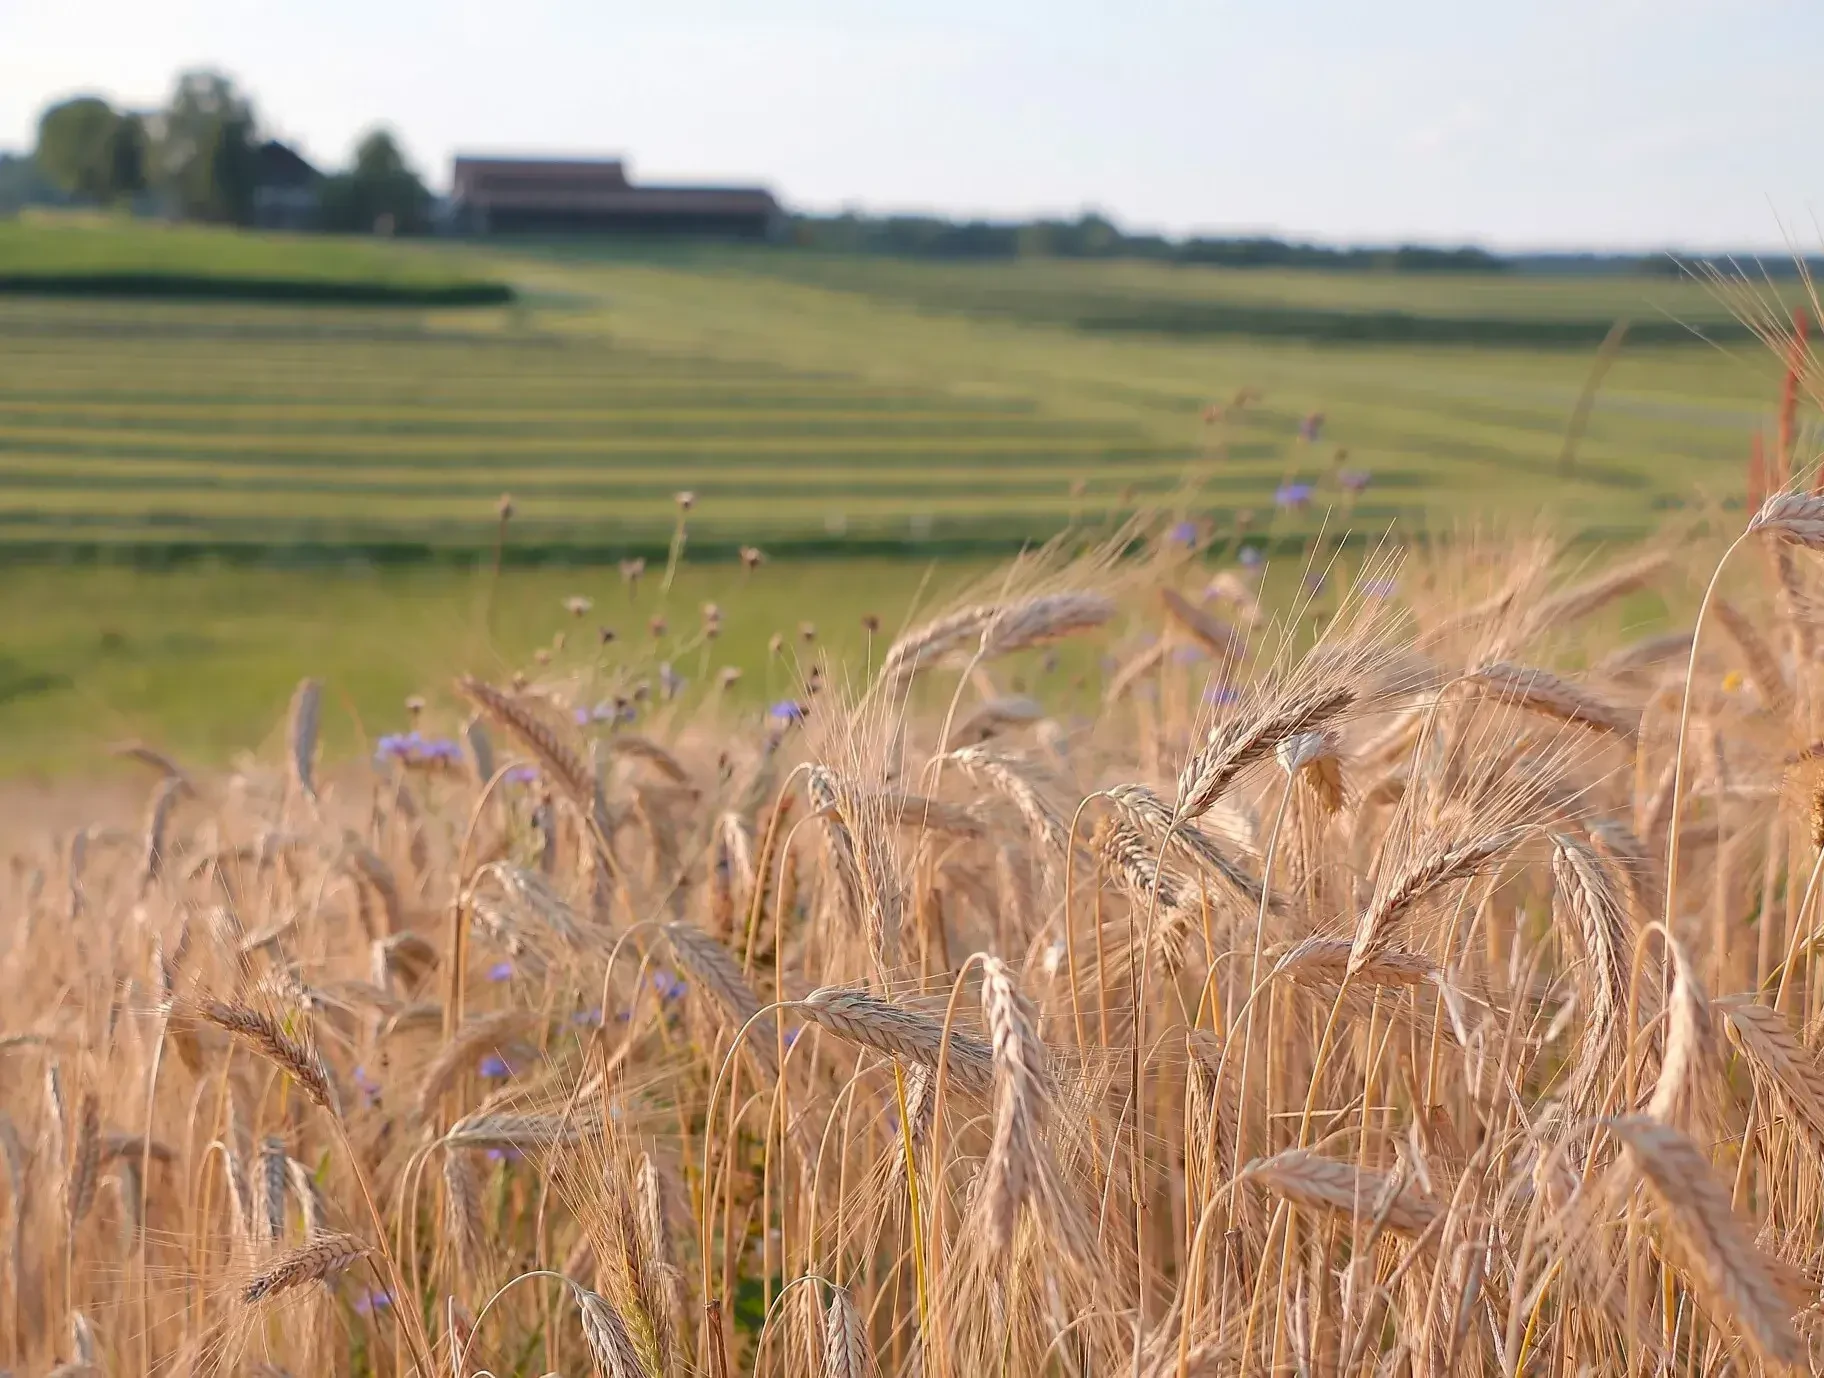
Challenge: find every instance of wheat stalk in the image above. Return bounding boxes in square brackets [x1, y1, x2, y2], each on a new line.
[1465, 661, 1639, 740]
[823, 1286, 871, 1378]
[980, 956, 1048, 1253]
[570, 1281, 648, 1378]
[946, 695, 1043, 749]
[1719, 997, 1824, 1162]
[1607, 1116, 1802, 1366]
[1175, 682, 1356, 822]
[1550, 836, 1636, 1103]
[1351, 827, 1525, 964]
[1748, 491, 1824, 547]
[198, 999, 340, 1115]
[1244, 1148, 1438, 1235]
[663, 922, 779, 1076]
[287, 678, 321, 803]
[242, 1231, 370, 1304]
[798, 987, 994, 1097]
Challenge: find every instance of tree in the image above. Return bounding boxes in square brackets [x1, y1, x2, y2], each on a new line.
[154, 71, 258, 223]
[319, 129, 431, 235]
[35, 96, 145, 205]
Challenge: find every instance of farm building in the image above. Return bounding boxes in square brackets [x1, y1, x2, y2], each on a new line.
[449, 156, 780, 237]
[250, 140, 322, 231]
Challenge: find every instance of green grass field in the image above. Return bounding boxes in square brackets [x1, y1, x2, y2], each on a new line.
[0, 215, 510, 303]
[0, 224, 1802, 773]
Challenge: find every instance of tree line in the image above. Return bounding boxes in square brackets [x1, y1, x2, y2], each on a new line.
[30, 70, 433, 234]
[787, 211, 1521, 271]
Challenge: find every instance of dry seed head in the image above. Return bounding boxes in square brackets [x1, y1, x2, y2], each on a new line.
[1176, 681, 1357, 822]
[1646, 933, 1717, 1128]
[823, 1286, 871, 1378]
[945, 695, 1043, 750]
[1160, 586, 1245, 658]
[1465, 661, 1638, 740]
[1550, 836, 1636, 1103]
[1748, 491, 1824, 548]
[570, 1283, 645, 1378]
[1105, 783, 1276, 914]
[286, 1157, 329, 1239]
[980, 956, 1048, 1253]
[799, 986, 994, 1097]
[1269, 937, 1435, 989]
[1521, 549, 1670, 633]
[1712, 598, 1790, 712]
[1719, 997, 1824, 1163]
[1244, 1148, 1438, 1235]
[287, 678, 322, 802]
[1351, 827, 1525, 967]
[257, 1134, 287, 1245]
[198, 999, 340, 1116]
[66, 1092, 100, 1230]
[1607, 1116, 1803, 1366]
[442, 1147, 485, 1275]
[945, 748, 1070, 856]
[662, 921, 778, 1076]
[242, 1231, 370, 1304]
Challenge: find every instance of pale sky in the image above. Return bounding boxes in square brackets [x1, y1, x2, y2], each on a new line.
[2, 0, 1819, 251]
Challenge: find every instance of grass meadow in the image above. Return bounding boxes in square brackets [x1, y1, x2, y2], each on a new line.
[0, 231, 1801, 774]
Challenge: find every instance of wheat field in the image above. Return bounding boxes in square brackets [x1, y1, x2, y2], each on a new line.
[13, 453, 1824, 1376]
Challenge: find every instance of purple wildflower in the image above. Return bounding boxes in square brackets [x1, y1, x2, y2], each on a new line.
[1304, 572, 1327, 594]
[486, 960, 514, 982]
[573, 706, 591, 726]
[572, 1006, 604, 1027]
[1298, 411, 1325, 442]
[478, 1054, 512, 1079]
[374, 730, 463, 768]
[1166, 519, 1199, 546]
[353, 1289, 392, 1316]
[1274, 481, 1315, 511]
[1362, 577, 1399, 599]
[503, 765, 538, 785]
[1171, 644, 1207, 665]
[651, 970, 688, 1002]
[1238, 546, 1263, 569]
[1204, 684, 1242, 706]
[1337, 468, 1372, 494]
[768, 700, 807, 725]
[352, 1065, 382, 1108]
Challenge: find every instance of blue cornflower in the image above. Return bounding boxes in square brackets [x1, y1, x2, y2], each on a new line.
[768, 700, 807, 725]
[1274, 481, 1315, 510]
[1238, 546, 1263, 569]
[486, 960, 513, 982]
[1167, 519, 1199, 546]
[1337, 468, 1372, 494]
[1204, 684, 1242, 706]
[353, 1065, 382, 1107]
[478, 1054, 512, 1078]
[651, 970, 688, 1002]
[353, 1289, 392, 1315]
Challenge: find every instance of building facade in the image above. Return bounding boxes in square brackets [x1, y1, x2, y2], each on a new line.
[449, 157, 779, 238]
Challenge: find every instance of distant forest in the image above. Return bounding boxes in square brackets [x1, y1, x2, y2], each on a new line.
[787, 211, 1824, 276]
